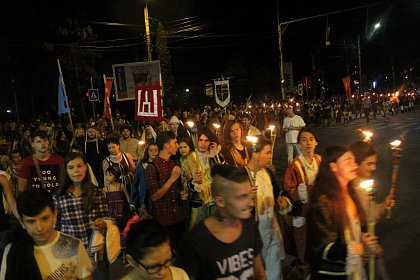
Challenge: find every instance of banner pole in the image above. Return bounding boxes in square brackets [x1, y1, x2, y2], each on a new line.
[103, 74, 115, 132]
[57, 59, 75, 138]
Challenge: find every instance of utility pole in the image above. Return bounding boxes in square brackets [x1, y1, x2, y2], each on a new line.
[144, 1, 152, 61]
[277, 0, 285, 100]
[358, 35, 363, 93]
[277, 3, 379, 100]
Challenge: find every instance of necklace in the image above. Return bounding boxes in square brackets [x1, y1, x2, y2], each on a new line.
[301, 156, 316, 171]
[110, 153, 122, 160]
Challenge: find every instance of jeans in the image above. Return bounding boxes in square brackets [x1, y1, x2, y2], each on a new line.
[286, 143, 301, 164]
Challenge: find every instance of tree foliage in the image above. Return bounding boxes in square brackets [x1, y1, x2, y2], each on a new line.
[156, 22, 174, 97]
[56, 20, 100, 121]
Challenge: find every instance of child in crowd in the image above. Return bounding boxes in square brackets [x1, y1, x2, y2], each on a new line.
[104, 167, 130, 229]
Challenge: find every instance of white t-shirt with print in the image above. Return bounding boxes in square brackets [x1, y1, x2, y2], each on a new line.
[0, 231, 93, 280]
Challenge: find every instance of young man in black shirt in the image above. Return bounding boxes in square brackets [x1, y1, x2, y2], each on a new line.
[175, 164, 266, 280]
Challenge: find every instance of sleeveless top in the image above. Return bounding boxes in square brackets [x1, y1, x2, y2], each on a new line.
[105, 153, 133, 192]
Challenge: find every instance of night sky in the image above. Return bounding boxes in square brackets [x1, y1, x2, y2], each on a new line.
[1, 0, 419, 120]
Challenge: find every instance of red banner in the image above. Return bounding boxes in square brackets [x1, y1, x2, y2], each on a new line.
[303, 76, 311, 95]
[134, 81, 164, 121]
[342, 76, 351, 99]
[103, 76, 114, 119]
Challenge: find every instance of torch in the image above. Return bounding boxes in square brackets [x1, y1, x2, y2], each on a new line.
[213, 123, 221, 137]
[386, 140, 402, 218]
[360, 179, 376, 280]
[268, 125, 276, 165]
[186, 121, 202, 170]
[138, 140, 145, 162]
[246, 135, 259, 222]
[359, 130, 373, 142]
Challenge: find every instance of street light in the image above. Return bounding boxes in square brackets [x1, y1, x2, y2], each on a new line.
[276, 2, 379, 100]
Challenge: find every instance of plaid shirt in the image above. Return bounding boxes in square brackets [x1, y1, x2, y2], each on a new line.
[145, 156, 184, 226]
[53, 188, 108, 248]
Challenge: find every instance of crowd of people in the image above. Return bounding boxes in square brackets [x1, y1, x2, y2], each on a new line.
[0, 93, 412, 279]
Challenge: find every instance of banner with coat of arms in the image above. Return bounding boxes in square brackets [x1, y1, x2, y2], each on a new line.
[214, 79, 230, 107]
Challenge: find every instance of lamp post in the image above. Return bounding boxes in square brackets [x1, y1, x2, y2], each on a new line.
[360, 179, 376, 280]
[276, 3, 379, 100]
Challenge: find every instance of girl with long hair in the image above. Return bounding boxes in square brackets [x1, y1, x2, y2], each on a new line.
[54, 152, 108, 248]
[308, 146, 382, 280]
[220, 120, 251, 167]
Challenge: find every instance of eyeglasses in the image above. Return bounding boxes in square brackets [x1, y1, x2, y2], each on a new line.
[134, 256, 175, 274]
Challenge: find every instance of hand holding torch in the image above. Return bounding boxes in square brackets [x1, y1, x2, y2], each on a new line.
[386, 140, 402, 218]
[246, 135, 259, 222]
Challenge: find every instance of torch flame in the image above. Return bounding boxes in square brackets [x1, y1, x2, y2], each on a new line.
[362, 131, 373, 138]
[138, 141, 145, 145]
[360, 179, 375, 189]
[246, 136, 258, 144]
[390, 140, 401, 147]
[268, 125, 275, 131]
[186, 121, 195, 128]
[213, 123, 221, 129]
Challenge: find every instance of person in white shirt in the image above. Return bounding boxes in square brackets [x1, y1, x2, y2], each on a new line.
[0, 188, 93, 280]
[245, 136, 285, 280]
[283, 107, 306, 164]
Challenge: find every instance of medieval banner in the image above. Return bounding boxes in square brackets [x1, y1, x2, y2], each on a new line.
[214, 79, 230, 107]
[342, 76, 351, 99]
[134, 81, 164, 121]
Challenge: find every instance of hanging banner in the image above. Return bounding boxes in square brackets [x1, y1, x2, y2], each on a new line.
[205, 83, 213, 96]
[298, 84, 303, 96]
[342, 76, 351, 99]
[112, 60, 162, 101]
[134, 81, 164, 121]
[303, 76, 311, 95]
[103, 76, 114, 119]
[214, 79, 230, 107]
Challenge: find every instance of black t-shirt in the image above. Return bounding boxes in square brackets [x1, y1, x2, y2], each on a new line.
[175, 218, 263, 280]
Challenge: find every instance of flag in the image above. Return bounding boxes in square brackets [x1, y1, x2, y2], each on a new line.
[134, 81, 163, 121]
[103, 75, 114, 119]
[342, 76, 351, 99]
[58, 73, 69, 115]
[325, 15, 331, 46]
[325, 26, 331, 46]
[303, 76, 311, 96]
[214, 79, 230, 107]
[205, 83, 213, 96]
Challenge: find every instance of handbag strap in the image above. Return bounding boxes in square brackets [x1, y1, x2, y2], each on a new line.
[33, 155, 47, 189]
